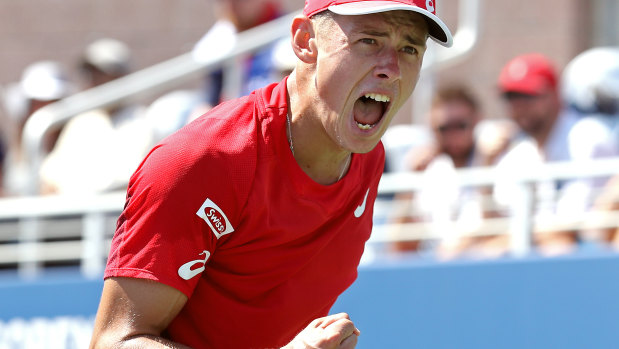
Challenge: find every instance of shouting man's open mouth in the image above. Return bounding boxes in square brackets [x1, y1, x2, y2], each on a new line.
[353, 93, 391, 130]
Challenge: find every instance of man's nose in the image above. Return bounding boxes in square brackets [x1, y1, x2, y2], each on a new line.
[374, 48, 401, 82]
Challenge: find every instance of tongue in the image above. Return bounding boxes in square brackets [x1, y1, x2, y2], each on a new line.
[354, 98, 383, 126]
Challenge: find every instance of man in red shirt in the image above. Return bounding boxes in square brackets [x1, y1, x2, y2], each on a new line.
[90, 1, 452, 348]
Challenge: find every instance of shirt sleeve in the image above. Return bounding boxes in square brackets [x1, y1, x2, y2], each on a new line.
[104, 104, 258, 297]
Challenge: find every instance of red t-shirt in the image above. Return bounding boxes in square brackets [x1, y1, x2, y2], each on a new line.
[105, 78, 385, 348]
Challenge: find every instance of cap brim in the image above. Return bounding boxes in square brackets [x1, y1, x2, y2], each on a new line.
[328, 1, 453, 47]
[499, 80, 548, 96]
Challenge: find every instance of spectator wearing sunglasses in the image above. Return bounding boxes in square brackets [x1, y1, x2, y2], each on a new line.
[389, 84, 512, 258]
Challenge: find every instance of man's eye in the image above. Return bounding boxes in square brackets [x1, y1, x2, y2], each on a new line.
[402, 46, 417, 55]
[360, 38, 376, 45]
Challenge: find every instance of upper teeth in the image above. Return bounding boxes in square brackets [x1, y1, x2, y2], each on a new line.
[365, 93, 390, 103]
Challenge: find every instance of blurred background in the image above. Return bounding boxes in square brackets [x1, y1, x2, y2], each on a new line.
[1, 0, 618, 348]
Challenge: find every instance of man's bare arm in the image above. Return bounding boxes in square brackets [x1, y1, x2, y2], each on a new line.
[89, 277, 191, 348]
[90, 277, 360, 348]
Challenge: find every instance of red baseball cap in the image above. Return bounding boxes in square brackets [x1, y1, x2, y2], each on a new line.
[498, 53, 558, 95]
[303, 0, 453, 47]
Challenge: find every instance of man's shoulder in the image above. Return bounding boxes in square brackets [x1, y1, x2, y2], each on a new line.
[255, 78, 288, 116]
[136, 80, 285, 194]
[138, 96, 260, 184]
[198, 78, 286, 123]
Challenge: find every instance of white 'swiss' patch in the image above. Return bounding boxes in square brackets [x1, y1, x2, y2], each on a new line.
[196, 198, 235, 239]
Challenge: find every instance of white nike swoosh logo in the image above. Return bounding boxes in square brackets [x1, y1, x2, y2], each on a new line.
[354, 189, 370, 218]
[178, 250, 211, 280]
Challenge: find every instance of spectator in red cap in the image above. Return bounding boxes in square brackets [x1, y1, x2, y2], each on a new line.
[493, 53, 597, 256]
[91, 0, 452, 348]
[497, 53, 563, 146]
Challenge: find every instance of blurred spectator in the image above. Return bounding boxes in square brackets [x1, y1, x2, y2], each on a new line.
[493, 53, 607, 256]
[146, 0, 296, 144]
[1, 61, 74, 196]
[144, 89, 203, 145]
[79, 37, 132, 88]
[39, 38, 151, 195]
[562, 47, 619, 117]
[192, 0, 287, 106]
[592, 175, 619, 248]
[562, 47, 619, 162]
[389, 85, 512, 258]
[561, 47, 619, 246]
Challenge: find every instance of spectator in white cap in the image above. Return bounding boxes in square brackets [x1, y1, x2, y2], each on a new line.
[20, 61, 73, 110]
[16, 61, 74, 148]
[562, 47, 619, 161]
[561, 47, 619, 248]
[1, 60, 74, 196]
[40, 38, 152, 195]
[562, 47, 619, 116]
[80, 38, 132, 88]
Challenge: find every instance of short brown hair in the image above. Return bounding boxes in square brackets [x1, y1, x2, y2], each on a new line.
[431, 84, 479, 112]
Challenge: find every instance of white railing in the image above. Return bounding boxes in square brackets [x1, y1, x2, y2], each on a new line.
[1, 157, 618, 277]
[0, 191, 125, 278]
[371, 156, 619, 257]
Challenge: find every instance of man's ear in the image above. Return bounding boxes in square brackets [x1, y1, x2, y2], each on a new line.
[290, 15, 317, 64]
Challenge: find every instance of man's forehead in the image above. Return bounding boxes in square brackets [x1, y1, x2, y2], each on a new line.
[381, 9, 428, 24]
[341, 11, 428, 35]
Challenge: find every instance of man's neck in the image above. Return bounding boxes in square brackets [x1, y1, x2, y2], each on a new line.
[286, 72, 352, 185]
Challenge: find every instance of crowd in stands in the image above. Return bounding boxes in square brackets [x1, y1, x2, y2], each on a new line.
[388, 84, 513, 259]
[384, 49, 619, 260]
[39, 38, 152, 195]
[0, 0, 293, 198]
[0, 0, 618, 261]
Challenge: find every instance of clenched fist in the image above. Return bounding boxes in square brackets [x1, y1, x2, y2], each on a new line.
[283, 313, 361, 349]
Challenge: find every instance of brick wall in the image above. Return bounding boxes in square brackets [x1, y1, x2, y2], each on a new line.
[433, 0, 594, 120]
[0, 0, 302, 87]
[1, 1, 209, 85]
[0, 0, 302, 126]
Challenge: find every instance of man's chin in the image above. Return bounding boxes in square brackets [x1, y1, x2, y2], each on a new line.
[350, 139, 382, 154]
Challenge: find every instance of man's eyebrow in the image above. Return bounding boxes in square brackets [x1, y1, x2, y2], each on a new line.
[404, 34, 427, 47]
[359, 29, 389, 37]
[359, 29, 426, 47]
